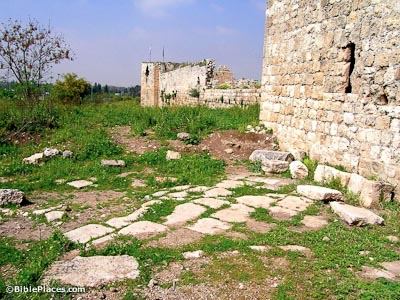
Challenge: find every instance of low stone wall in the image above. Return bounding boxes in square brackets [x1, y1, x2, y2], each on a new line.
[201, 88, 261, 108]
[167, 88, 261, 108]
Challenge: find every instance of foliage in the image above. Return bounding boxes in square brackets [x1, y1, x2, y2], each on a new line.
[0, 18, 73, 107]
[0, 18, 73, 135]
[54, 73, 91, 105]
[216, 83, 232, 89]
[0, 231, 74, 300]
[188, 88, 200, 98]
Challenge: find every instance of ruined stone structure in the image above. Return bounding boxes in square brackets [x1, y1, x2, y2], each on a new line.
[140, 59, 261, 108]
[260, 0, 400, 196]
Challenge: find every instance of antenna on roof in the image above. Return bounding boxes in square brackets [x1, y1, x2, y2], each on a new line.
[149, 45, 152, 62]
[162, 45, 165, 63]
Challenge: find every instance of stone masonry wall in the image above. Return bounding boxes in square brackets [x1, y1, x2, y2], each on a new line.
[260, 0, 400, 197]
[141, 59, 261, 108]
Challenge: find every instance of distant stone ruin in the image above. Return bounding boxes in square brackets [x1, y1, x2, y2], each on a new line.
[260, 0, 400, 198]
[140, 59, 261, 108]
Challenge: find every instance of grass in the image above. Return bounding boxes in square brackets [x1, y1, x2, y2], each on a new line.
[0, 98, 399, 299]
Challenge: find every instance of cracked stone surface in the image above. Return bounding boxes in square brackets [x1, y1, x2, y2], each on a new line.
[43, 255, 139, 287]
[236, 195, 276, 209]
[119, 221, 168, 237]
[216, 180, 244, 189]
[193, 198, 230, 209]
[187, 218, 232, 235]
[276, 196, 313, 212]
[204, 187, 233, 198]
[211, 204, 255, 223]
[64, 224, 114, 244]
[106, 207, 148, 229]
[164, 203, 207, 226]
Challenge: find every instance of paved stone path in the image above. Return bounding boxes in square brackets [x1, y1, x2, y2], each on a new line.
[60, 176, 342, 246]
[45, 174, 391, 287]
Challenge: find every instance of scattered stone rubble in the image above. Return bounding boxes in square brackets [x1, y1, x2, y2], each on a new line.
[101, 159, 126, 167]
[314, 164, 394, 208]
[0, 189, 26, 207]
[23, 148, 73, 165]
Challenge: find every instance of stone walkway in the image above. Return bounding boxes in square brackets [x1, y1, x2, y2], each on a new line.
[44, 174, 393, 289]
[62, 176, 323, 246]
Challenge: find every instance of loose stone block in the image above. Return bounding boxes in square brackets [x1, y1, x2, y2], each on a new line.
[22, 153, 44, 165]
[183, 250, 204, 259]
[289, 160, 309, 179]
[348, 173, 394, 208]
[101, 160, 126, 167]
[314, 165, 351, 186]
[249, 150, 295, 163]
[0, 189, 25, 207]
[330, 202, 384, 226]
[45, 211, 65, 222]
[297, 185, 343, 201]
[67, 180, 94, 189]
[166, 150, 181, 160]
[262, 160, 289, 174]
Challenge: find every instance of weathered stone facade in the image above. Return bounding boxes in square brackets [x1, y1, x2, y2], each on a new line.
[140, 59, 261, 108]
[260, 0, 400, 197]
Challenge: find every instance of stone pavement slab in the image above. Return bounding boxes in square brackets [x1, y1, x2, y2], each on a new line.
[204, 187, 233, 198]
[211, 204, 255, 223]
[64, 224, 114, 244]
[67, 180, 93, 189]
[43, 255, 139, 287]
[119, 221, 168, 237]
[187, 218, 232, 235]
[236, 195, 276, 209]
[164, 203, 207, 226]
[193, 198, 230, 209]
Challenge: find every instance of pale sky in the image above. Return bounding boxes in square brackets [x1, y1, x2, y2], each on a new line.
[0, 0, 266, 86]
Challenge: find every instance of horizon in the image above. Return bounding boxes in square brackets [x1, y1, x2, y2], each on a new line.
[0, 0, 266, 87]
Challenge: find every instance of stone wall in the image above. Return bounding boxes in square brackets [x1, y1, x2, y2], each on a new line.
[260, 0, 400, 197]
[200, 88, 261, 108]
[141, 59, 261, 108]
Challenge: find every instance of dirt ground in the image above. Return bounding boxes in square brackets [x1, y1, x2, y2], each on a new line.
[110, 126, 277, 163]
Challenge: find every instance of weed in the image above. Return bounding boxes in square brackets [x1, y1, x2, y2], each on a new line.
[302, 157, 318, 181]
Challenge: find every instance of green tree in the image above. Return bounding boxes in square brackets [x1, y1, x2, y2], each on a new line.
[0, 18, 73, 108]
[54, 73, 91, 105]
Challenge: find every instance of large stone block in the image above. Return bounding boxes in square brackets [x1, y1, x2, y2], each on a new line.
[249, 150, 295, 163]
[297, 185, 343, 201]
[289, 160, 309, 179]
[330, 202, 384, 226]
[348, 173, 394, 208]
[314, 165, 351, 186]
[0, 189, 26, 207]
[262, 160, 289, 174]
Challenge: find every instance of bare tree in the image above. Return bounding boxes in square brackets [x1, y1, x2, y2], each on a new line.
[0, 18, 73, 108]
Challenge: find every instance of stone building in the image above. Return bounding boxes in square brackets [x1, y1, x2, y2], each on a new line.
[260, 0, 400, 196]
[140, 59, 261, 108]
